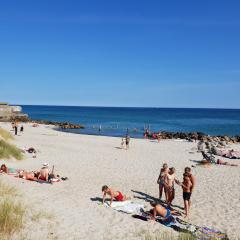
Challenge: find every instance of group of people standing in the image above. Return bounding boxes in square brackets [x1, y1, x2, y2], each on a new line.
[157, 164, 195, 217]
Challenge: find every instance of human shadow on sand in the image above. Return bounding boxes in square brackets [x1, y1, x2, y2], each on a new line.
[132, 190, 184, 211]
[90, 197, 102, 202]
[131, 190, 159, 203]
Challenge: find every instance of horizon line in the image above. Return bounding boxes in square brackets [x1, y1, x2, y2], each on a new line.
[13, 103, 240, 111]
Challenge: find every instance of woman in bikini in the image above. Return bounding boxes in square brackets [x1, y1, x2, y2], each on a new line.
[157, 163, 169, 201]
[164, 167, 176, 207]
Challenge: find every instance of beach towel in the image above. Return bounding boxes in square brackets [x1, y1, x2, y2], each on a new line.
[104, 200, 144, 214]
[133, 212, 228, 240]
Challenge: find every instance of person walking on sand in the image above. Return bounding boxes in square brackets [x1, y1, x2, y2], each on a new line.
[184, 167, 196, 208]
[125, 135, 130, 150]
[102, 185, 130, 207]
[14, 122, 18, 136]
[176, 173, 193, 217]
[157, 163, 169, 201]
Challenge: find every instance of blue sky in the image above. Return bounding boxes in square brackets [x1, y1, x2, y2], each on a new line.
[0, 0, 240, 108]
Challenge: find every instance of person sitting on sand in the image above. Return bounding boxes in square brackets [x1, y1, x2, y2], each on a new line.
[157, 163, 169, 200]
[176, 173, 193, 217]
[102, 185, 130, 206]
[38, 163, 49, 181]
[150, 201, 178, 220]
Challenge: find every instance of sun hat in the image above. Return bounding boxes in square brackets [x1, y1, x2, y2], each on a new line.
[42, 163, 49, 167]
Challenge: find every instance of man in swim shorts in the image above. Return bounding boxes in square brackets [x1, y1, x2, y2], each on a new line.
[102, 185, 130, 207]
[176, 173, 193, 217]
[150, 202, 178, 220]
[184, 167, 195, 208]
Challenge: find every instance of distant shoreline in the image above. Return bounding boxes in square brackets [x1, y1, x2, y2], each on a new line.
[16, 104, 240, 111]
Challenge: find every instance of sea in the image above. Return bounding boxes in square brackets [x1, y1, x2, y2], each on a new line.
[21, 105, 240, 138]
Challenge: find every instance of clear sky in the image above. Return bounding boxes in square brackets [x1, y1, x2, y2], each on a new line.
[0, 0, 240, 108]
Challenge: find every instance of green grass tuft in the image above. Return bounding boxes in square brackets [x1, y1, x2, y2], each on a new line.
[0, 128, 13, 141]
[0, 199, 25, 237]
[0, 140, 23, 160]
[137, 229, 197, 240]
[0, 181, 19, 197]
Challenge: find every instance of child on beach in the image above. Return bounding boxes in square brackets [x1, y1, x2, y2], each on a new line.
[157, 163, 169, 200]
[121, 138, 125, 149]
[102, 185, 130, 207]
[176, 173, 193, 217]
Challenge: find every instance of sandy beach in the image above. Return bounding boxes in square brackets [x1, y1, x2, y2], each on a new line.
[0, 122, 239, 240]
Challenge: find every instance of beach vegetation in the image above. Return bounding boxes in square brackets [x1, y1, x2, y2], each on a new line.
[0, 180, 26, 240]
[0, 139, 23, 160]
[30, 210, 54, 222]
[0, 181, 19, 197]
[137, 229, 197, 240]
[0, 199, 25, 238]
[0, 128, 13, 141]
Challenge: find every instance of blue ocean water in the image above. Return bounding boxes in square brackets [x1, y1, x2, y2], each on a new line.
[21, 105, 240, 137]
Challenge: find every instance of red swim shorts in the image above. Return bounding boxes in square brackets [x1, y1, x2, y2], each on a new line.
[115, 192, 124, 201]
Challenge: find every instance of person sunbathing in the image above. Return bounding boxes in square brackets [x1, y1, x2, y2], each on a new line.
[199, 158, 238, 167]
[18, 171, 35, 181]
[102, 185, 130, 207]
[0, 164, 19, 174]
[0, 164, 8, 173]
[216, 159, 238, 167]
[150, 202, 178, 220]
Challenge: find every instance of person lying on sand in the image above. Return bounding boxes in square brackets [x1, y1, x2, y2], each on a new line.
[199, 157, 238, 167]
[216, 159, 238, 166]
[0, 164, 19, 174]
[102, 185, 130, 206]
[22, 147, 37, 158]
[18, 170, 36, 181]
[149, 202, 179, 220]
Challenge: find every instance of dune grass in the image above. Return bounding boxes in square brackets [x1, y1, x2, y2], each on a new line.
[0, 199, 25, 238]
[0, 140, 23, 160]
[0, 181, 19, 197]
[0, 128, 13, 141]
[0, 180, 26, 239]
[137, 229, 196, 240]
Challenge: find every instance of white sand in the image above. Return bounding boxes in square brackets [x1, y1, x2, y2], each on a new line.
[0, 122, 240, 240]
